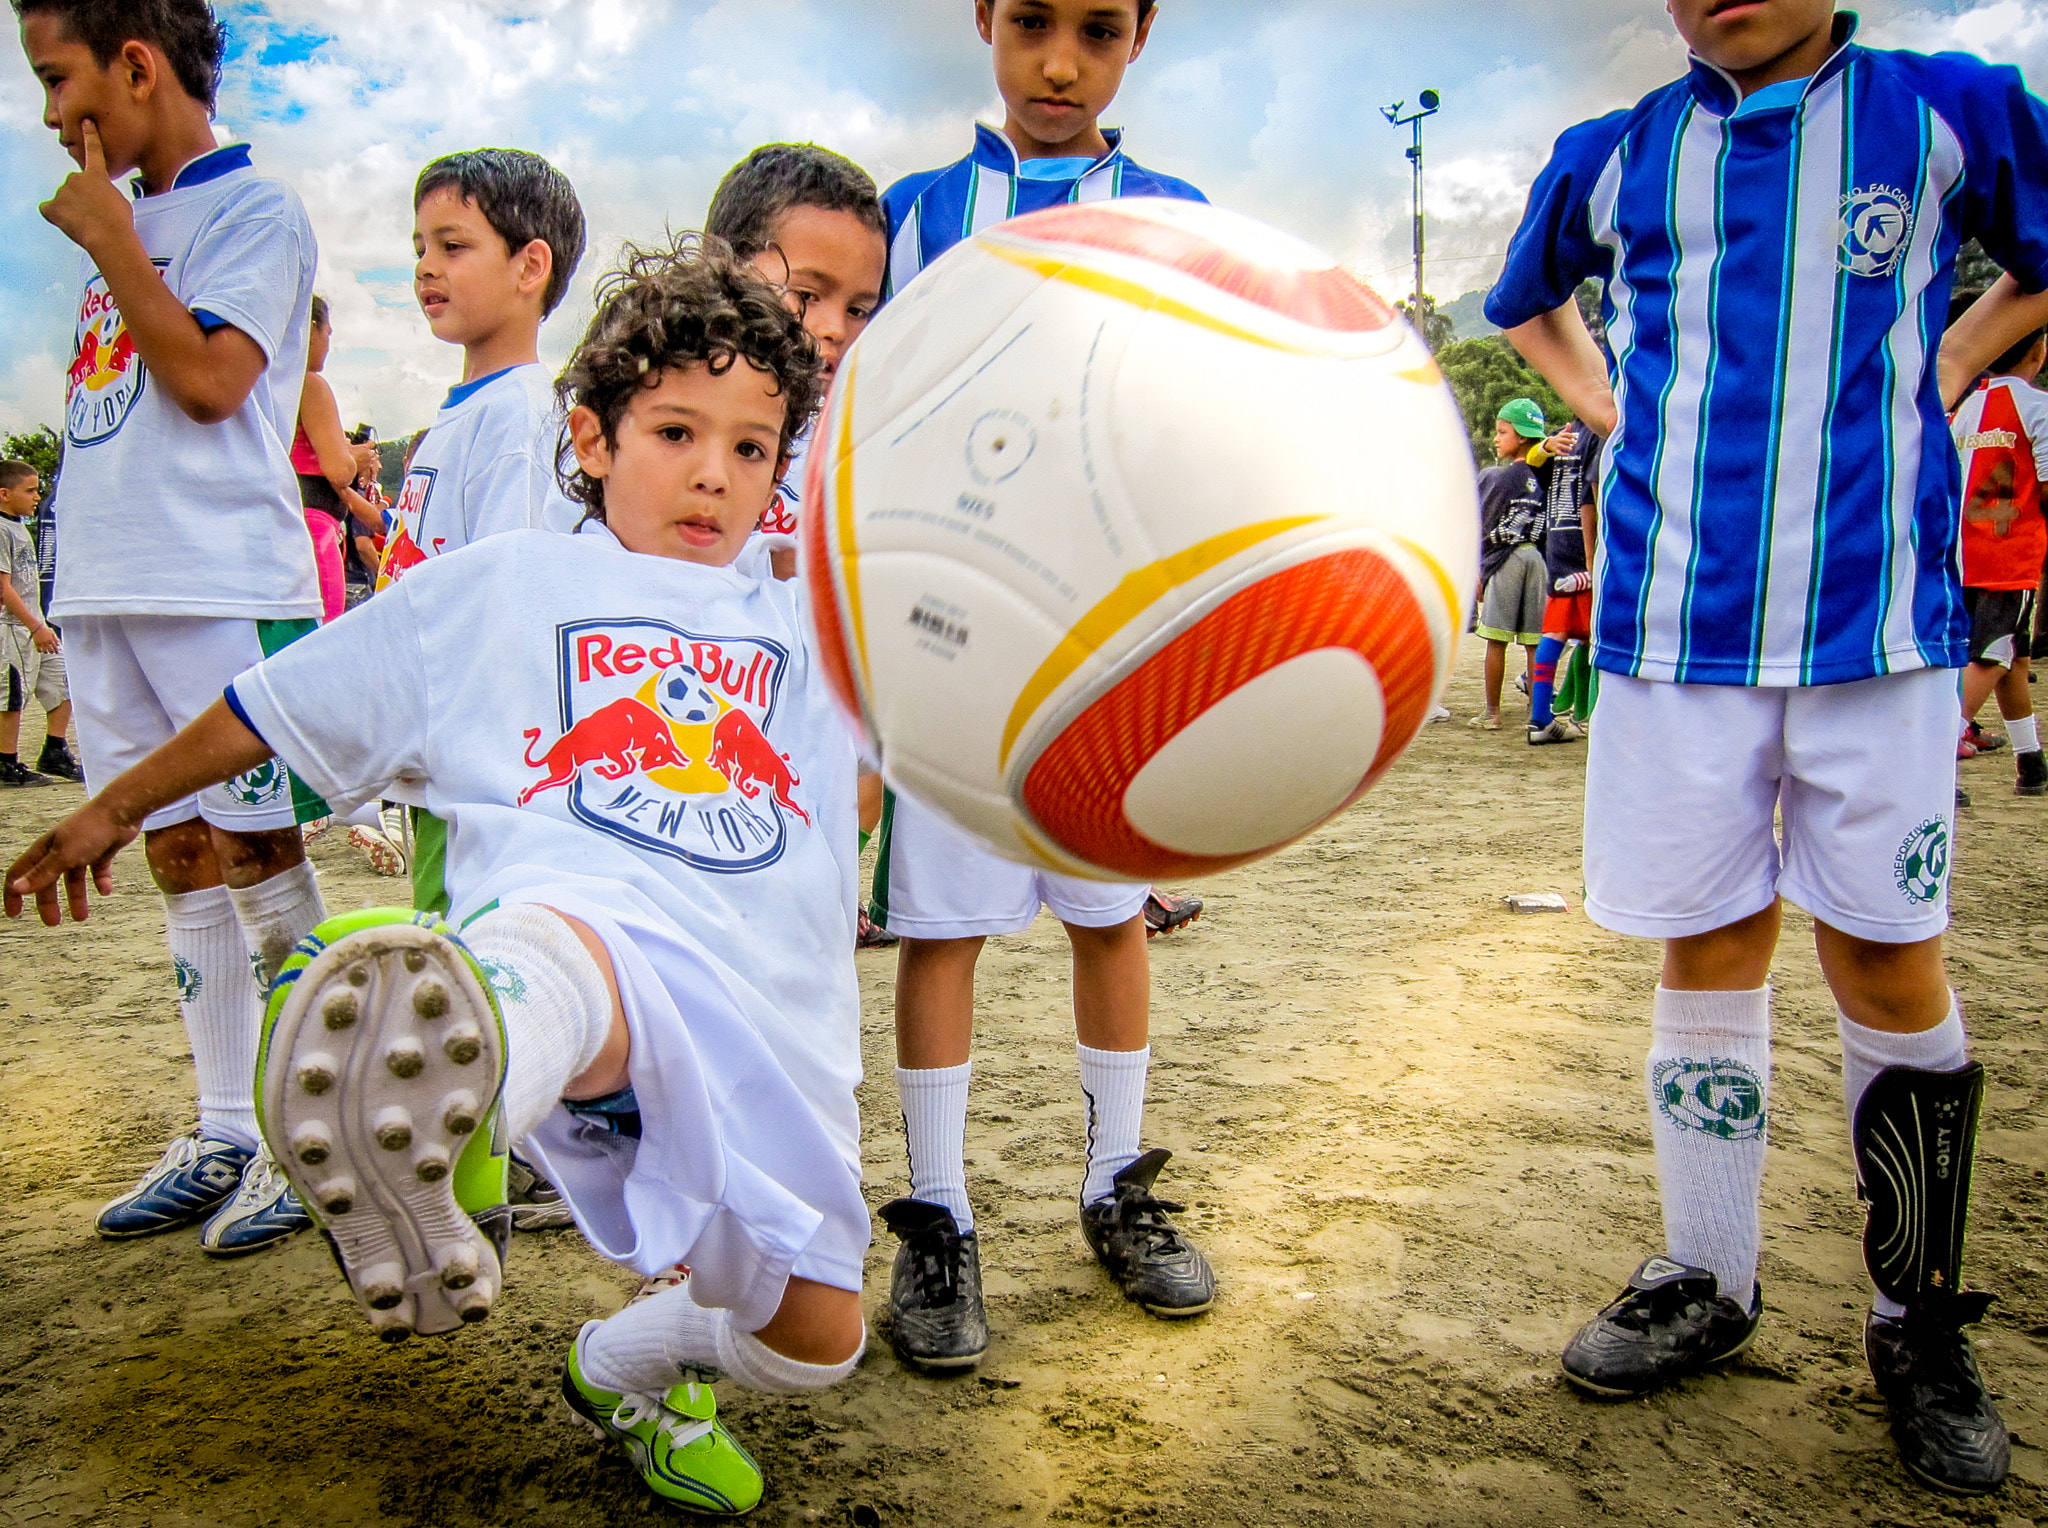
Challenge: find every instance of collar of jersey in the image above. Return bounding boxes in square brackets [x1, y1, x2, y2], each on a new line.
[971, 120, 1124, 181]
[1686, 10, 1858, 119]
[441, 364, 523, 411]
[131, 141, 252, 199]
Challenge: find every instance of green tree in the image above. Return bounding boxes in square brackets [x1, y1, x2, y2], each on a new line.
[1396, 293, 1456, 354]
[1436, 336, 1566, 460]
[2, 425, 60, 483]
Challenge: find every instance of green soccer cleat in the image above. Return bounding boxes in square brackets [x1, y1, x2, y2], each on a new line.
[257, 908, 511, 1341]
[562, 1321, 764, 1515]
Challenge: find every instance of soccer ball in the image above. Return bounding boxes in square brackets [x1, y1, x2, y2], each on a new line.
[803, 198, 1478, 881]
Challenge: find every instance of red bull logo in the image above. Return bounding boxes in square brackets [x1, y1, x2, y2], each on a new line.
[377, 468, 440, 589]
[65, 265, 161, 446]
[759, 485, 800, 539]
[520, 618, 808, 872]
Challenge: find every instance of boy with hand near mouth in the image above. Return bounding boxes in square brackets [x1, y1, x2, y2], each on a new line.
[8, 240, 862, 1517]
[379, 146, 586, 593]
[1489, 0, 2048, 1495]
[17, 0, 332, 1256]
[869, 0, 1216, 1378]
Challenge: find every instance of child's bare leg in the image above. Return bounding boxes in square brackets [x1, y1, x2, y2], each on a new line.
[1960, 658, 2005, 725]
[0, 708, 19, 756]
[1482, 638, 1507, 719]
[857, 768, 883, 838]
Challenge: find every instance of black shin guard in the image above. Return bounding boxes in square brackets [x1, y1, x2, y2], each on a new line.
[1852, 1062, 1985, 1305]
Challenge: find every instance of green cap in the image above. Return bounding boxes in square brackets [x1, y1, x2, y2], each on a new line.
[1497, 398, 1547, 439]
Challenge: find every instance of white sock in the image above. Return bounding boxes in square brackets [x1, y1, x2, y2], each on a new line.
[1077, 1043, 1149, 1204]
[1838, 999, 1970, 1319]
[896, 1062, 973, 1231]
[582, 1280, 726, 1393]
[462, 903, 613, 1142]
[227, 859, 326, 994]
[715, 1321, 864, 1394]
[2008, 713, 2039, 753]
[163, 886, 263, 1149]
[1645, 986, 1772, 1302]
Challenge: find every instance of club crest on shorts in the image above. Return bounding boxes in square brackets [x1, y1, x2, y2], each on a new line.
[520, 618, 809, 873]
[64, 263, 167, 446]
[1652, 1056, 1767, 1142]
[1894, 816, 1950, 905]
[224, 758, 291, 807]
[1838, 185, 1915, 278]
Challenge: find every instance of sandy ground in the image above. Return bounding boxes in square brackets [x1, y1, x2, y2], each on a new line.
[3, 644, 2047, 1528]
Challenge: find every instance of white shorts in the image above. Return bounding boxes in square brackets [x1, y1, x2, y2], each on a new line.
[1584, 668, 1959, 944]
[66, 614, 326, 833]
[510, 881, 867, 1328]
[869, 788, 1151, 939]
[2, 626, 66, 713]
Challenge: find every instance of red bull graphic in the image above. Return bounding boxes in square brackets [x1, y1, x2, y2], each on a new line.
[520, 618, 809, 871]
[65, 265, 162, 446]
[759, 483, 801, 539]
[377, 467, 440, 590]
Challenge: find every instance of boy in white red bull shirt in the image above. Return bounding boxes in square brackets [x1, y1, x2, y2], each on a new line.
[8, 241, 858, 1516]
[1946, 291, 2048, 797]
[19, 0, 334, 1257]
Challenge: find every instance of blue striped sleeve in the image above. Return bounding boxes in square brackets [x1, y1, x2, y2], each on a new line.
[1907, 55, 2048, 293]
[1486, 111, 1631, 330]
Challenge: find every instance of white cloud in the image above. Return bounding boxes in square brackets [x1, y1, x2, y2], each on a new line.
[2, 0, 2045, 438]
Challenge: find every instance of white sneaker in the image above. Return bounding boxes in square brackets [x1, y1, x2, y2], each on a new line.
[1427, 703, 1452, 723]
[349, 823, 408, 877]
[198, 1140, 313, 1256]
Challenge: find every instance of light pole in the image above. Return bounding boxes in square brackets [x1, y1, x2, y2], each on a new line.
[1381, 90, 1442, 313]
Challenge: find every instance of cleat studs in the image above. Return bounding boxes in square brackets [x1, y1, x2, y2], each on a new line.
[290, 1124, 332, 1166]
[413, 982, 449, 1020]
[318, 1178, 356, 1215]
[372, 1106, 414, 1151]
[297, 1054, 338, 1095]
[414, 1150, 451, 1183]
[443, 1027, 482, 1065]
[402, 948, 427, 974]
[323, 992, 359, 1030]
[385, 1040, 425, 1079]
[458, 1303, 490, 1324]
[364, 1283, 404, 1311]
[442, 1091, 480, 1136]
[378, 1325, 412, 1344]
[347, 966, 370, 987]
[438, 1246, 480, 1289]
[453, 1286, 493, 1322]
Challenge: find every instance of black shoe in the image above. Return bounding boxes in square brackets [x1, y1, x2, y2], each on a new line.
[506, 1152, 573, 1232]
[1080, 1148, 1215, 1316]
[2016, 749, 2046, 796]
[1143, 890, 1202, 938]
[882, 1198, 987, 1371]
[0, 757, 51, 787]
[856, 908, 899, 950]
[1956, 785, 1972, 809]
[1867, 1296, 2010, 1496]
[1560, 1256, 1762, 1397]
[34, 739, 82, 782]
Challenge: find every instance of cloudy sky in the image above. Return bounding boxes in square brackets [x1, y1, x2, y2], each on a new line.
[3, 0, 2045, 438]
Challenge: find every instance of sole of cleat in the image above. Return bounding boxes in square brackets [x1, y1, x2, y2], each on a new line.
[262, 923, 505, 1339]
[1558, 1324, 1758, 1398]
[1141, 1297, 1215, 1319]
[896, 1347, 986, 1373]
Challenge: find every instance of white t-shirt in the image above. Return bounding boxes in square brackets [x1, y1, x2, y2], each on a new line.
[51, 148, 320, 620]
[230, 524, 860, 1080]
[378, 364, 578, 589]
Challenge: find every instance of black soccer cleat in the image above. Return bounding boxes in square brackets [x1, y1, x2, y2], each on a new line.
[1560, 1256, 1761, 1397]
[1867, 1296, 2010, 1496]
[0, 757, 52, 787]
[1143, 890, 1202, 939]
[2016, 749, 2046, 796]
[882, 1198, 988, 1371]
[1080, 1149, 1215, 1317]
[856, 909, 900, 950]
[35, 738, 82, 782]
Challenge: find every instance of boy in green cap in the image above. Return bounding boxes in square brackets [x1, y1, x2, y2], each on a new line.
[1470, 398, 1550, 729]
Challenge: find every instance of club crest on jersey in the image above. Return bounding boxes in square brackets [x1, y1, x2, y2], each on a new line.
[1838, 186, 1915, 278]
[1652, 1056, 1767, 1142]
[1894, 816, 1950, 905]
[65, 263, 165, 446]
[520, 618, 810, 873]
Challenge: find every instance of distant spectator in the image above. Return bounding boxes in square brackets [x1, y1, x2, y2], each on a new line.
[292, 296, 382, 622]
[0, 459, 75, 784]
[1468, 398, 1549, 730]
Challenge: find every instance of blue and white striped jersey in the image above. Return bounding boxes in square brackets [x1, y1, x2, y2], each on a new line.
[881, 123, 1206, 294]
[1487, 16, 2048, 686]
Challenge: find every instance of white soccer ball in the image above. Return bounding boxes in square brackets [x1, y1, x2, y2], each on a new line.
[803, 198, 1478, 881]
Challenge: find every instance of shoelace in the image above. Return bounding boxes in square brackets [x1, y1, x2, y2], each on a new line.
[908, 1231, 970, 1306]
[1110, 1192, 1192, 1259]
[611, 1387, 716, 1452]
[227, 1147, 287, 1211]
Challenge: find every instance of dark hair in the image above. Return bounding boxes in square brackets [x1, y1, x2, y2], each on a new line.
[0, 459, 38, 490]
[1947, 286, 2046, 375]
[555, 237, 824, 522]
[13, 0, 225, 110]
[707, 144, 885, 262]
[414, 148, 587, 317]
[310, 293, 329, 329]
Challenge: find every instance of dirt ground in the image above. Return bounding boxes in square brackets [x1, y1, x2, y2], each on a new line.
[3, 641, 2047, 1528]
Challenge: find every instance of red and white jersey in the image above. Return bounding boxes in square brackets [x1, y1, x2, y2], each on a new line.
[1951, 375, 2048, 591]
